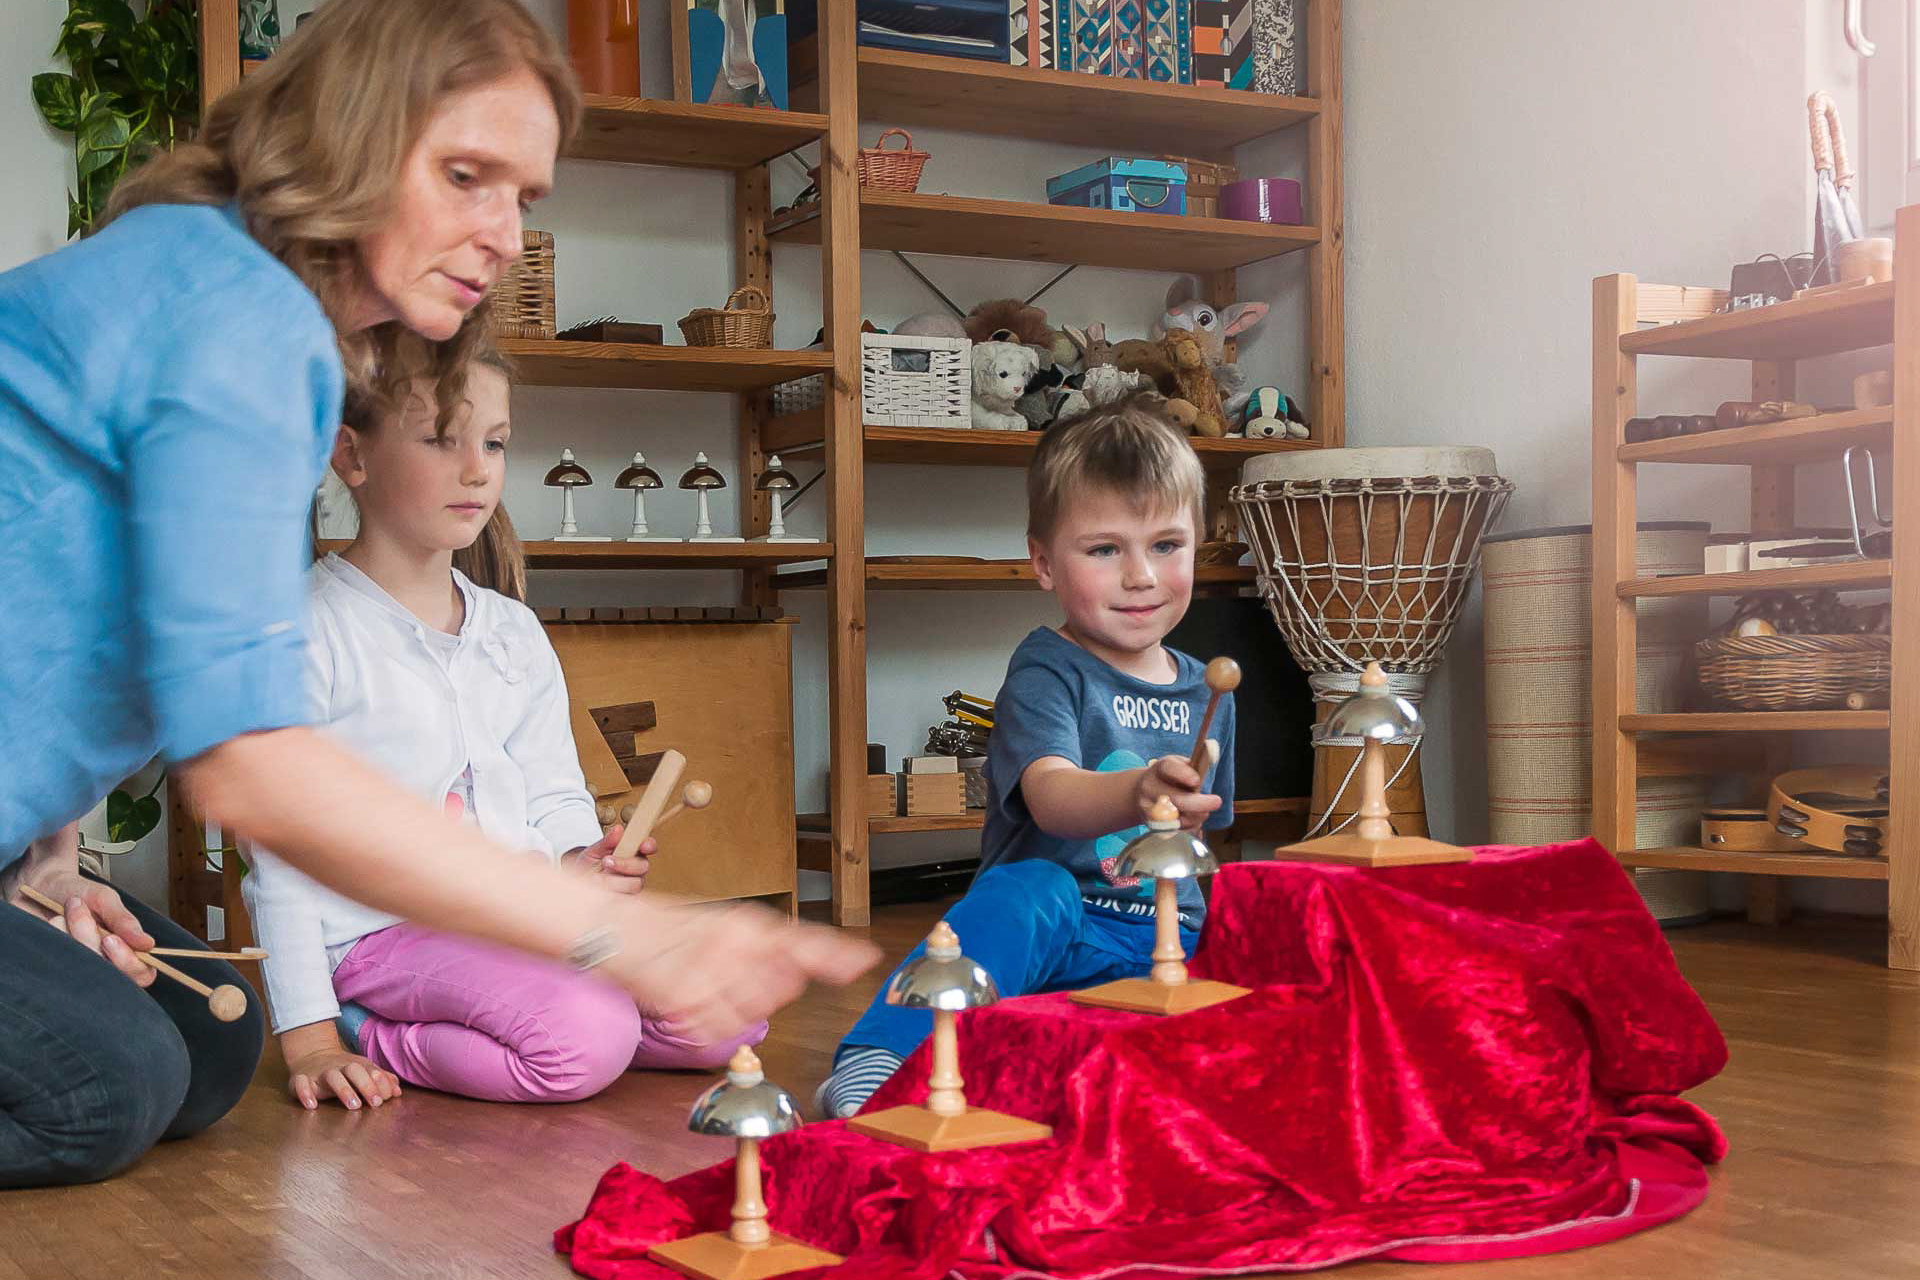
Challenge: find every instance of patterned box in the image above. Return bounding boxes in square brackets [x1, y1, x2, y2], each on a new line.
[1193, 0, 1295, 92]
[1141, 0, 1192, 83]
[1009, 0, 1056, 66]
[1055, 0, 1145, 76]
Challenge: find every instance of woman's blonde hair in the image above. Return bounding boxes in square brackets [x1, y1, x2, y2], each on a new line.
[107, 0, 580, 430]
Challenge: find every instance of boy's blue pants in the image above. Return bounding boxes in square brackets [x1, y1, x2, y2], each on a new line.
[837, 859, 1200, 1061]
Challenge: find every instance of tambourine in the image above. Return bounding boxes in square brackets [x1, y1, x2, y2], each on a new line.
[1769, 766, 1889, 856]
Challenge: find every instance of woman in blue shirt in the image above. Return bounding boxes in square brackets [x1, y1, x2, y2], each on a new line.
[0, 0, 872, 1188]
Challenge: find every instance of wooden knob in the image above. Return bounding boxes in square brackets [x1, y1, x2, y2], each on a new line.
[1148, 795, 1180, 826]
[208, 984, 249, 1023]
[928, 920, 960, 955]
[683, 781, 714, 810]
[1360, 660, 1386, 689]
[1204, 657, 1241, 694]
[728, 1043, 762, 1077]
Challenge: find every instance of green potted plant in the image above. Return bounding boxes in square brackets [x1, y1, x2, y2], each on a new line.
[31, 0, 199, 238]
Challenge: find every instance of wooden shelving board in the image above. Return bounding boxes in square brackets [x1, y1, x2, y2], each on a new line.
[798, 794, 1308, 837]
[768, 190, 1317, 272]
[1617, 406, 1894, 466]
[761, 419, 1322, 469]
[1618, 559, 1891, 598]
[568, 96, 828, 169]
[1618, 710, 1891, 732]
[498, 340, 834, 393]
[795, 48, 1316, 154]
[1619, 846, 1890, 880]
[318, 539, 830, 571]
[775, 561, 1256, 591]
[1619, 281, 1893, 360]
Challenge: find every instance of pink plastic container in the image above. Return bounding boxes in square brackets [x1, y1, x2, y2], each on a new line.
[1220, 178, 1304, 225]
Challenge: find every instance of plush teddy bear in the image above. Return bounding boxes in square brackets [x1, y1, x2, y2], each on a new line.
[1162, 330, 1226, 437]
[964, 298, 1077, 371]
[971, 341, 1040, 431]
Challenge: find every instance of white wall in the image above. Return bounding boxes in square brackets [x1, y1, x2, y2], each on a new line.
[2, 0, 1887, 911]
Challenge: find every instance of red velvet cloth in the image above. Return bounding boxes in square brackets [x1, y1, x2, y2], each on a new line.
[557, 838, 1726, 1277]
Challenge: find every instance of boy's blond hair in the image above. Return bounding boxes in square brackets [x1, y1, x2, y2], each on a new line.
[1026, 393, 1207, 542]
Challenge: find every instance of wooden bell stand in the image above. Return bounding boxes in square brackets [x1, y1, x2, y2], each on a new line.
[648, 1047, 843, 1280]
[849, 922, 1053, 1153]
[1280, 663, 1474, 867]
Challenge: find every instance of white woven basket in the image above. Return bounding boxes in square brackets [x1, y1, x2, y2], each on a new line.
[861, 333, 970, 428]
[771, 371, 825, 416]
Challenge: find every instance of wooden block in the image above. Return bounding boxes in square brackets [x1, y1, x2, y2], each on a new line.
[903, 755, 958, 774]
[535, 606, 565, 622]
[904, 772, 965, 817]
[675, 606, 708, 621]
[847, 1104, 1051, 1153]
[592, 701, 659, 735]
[1278, 833, 1474, 866]
[563, 606, 598, 622]
[602, 730, 636, 757]
[1071, 976, 1251, 1015]
[867, 774, 900, 820]
[591, 606, 623, 621]
[648, 1231, 842, 1280]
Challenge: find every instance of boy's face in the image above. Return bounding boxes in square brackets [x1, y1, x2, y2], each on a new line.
[1029, 487, 1196, 663]
[333, 366, 510, 554]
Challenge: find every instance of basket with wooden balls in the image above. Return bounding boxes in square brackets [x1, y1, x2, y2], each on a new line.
[1696, 589, 1892, 712]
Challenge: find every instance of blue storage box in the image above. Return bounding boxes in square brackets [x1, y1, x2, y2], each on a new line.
[1045, 157, 1188, 215]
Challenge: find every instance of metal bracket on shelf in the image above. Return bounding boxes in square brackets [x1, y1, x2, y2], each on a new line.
[889, 253, 1081, 320]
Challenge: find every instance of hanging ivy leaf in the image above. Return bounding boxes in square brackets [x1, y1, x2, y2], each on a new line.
[31, 72, 81, 132]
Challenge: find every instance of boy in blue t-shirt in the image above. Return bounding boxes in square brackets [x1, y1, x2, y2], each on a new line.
[819, 395, 1236, 1117]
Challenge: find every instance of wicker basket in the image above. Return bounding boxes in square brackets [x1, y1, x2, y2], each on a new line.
[1161, 155, 1239, 218]
[772, 370, 826, 416]
[1696, 633, 1892, 710]
[678, 286, 774, 348]
[862, 332, 970, 427]
[492, 230, 556, 339]
[857, 129, 929, 192]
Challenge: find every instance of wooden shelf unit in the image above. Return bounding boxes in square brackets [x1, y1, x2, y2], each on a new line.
[768, 190, 1318, 272]
[774, 560, 1257, 592]
[1592, 244, 1916, 966]
[795, 47, 1317, 153]
[197, 2, 1344, 931]
[761, 419, 1321, 469]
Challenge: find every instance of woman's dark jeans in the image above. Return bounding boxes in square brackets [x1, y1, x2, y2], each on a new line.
[0, 872, 263, 1187]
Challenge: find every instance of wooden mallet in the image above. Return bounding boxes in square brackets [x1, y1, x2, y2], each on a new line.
[607, 748, 687, 862]
[1186, 656, 1241, 774]
[653, 780, 713, 832]
[19, 884, 250, 1022]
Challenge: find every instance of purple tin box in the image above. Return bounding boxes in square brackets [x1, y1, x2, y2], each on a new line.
[1220, 177, 1303, 225]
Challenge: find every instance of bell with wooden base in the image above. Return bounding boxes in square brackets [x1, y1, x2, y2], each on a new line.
[647, 1045, 842, 1280]
[847, 921, 1053, 1153]
[1280, 662, 1473, 868]
[1072, 796, 1251, 1015]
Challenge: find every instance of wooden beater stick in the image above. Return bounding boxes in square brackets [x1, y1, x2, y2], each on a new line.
[1186, 657, 1242, 773]
[148, 946, 268, 961]
[19, 885, 249, 1022]
[608, 749, 687, 861]
[652, 780, 713, 833]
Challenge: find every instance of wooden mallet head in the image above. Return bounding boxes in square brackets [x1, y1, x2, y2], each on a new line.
[1187, 656, 1242, 773]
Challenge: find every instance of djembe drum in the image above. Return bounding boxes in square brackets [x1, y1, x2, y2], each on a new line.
[1231, 447, 1514, 837]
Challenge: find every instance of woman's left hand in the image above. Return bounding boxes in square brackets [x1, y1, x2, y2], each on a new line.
[10, 824, 157, 987]
[568, 826, 655, 895]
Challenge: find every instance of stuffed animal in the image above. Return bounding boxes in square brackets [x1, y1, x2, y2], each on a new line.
[1162, 330, 1226, 437]
[1063, 322, 1116, 372]
[1242, 386, 1310, 439]
[1152, 277, 1269, 418]
[963, 299, 1077, 371]
[1053, 364, 1149, 420]
[895, 312, 968, 340]
[971, 341, 1040, 431]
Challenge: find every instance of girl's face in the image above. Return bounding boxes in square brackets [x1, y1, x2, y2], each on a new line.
[352, 66, 559, 338]
[334, 366, 511, 554]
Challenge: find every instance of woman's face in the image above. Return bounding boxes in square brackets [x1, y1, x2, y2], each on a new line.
[353, 66, 560, 339]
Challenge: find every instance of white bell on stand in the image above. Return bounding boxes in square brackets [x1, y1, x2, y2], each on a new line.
[679, 452, 744, 543]
[545, 448, 610, 542]
[753, 456, 810, 543]
[614, 452, 680, 542]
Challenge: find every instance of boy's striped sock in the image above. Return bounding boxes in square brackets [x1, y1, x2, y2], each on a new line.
[814, 1045, 904, 1119]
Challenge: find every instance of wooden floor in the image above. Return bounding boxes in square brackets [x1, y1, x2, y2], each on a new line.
[4, 901, 1918, 1279]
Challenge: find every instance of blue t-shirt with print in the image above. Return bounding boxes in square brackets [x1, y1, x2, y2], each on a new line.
[980, 627, 1236, 925]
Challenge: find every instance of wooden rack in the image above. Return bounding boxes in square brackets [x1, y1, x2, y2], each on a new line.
[180, 1, 1345, 931]
[1591, 215, 1917, 968]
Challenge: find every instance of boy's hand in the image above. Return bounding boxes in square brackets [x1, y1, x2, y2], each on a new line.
[1135, 754, 1222, 831]
[281, 1022, 402, 1112]
[568, 825, 654, 895]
